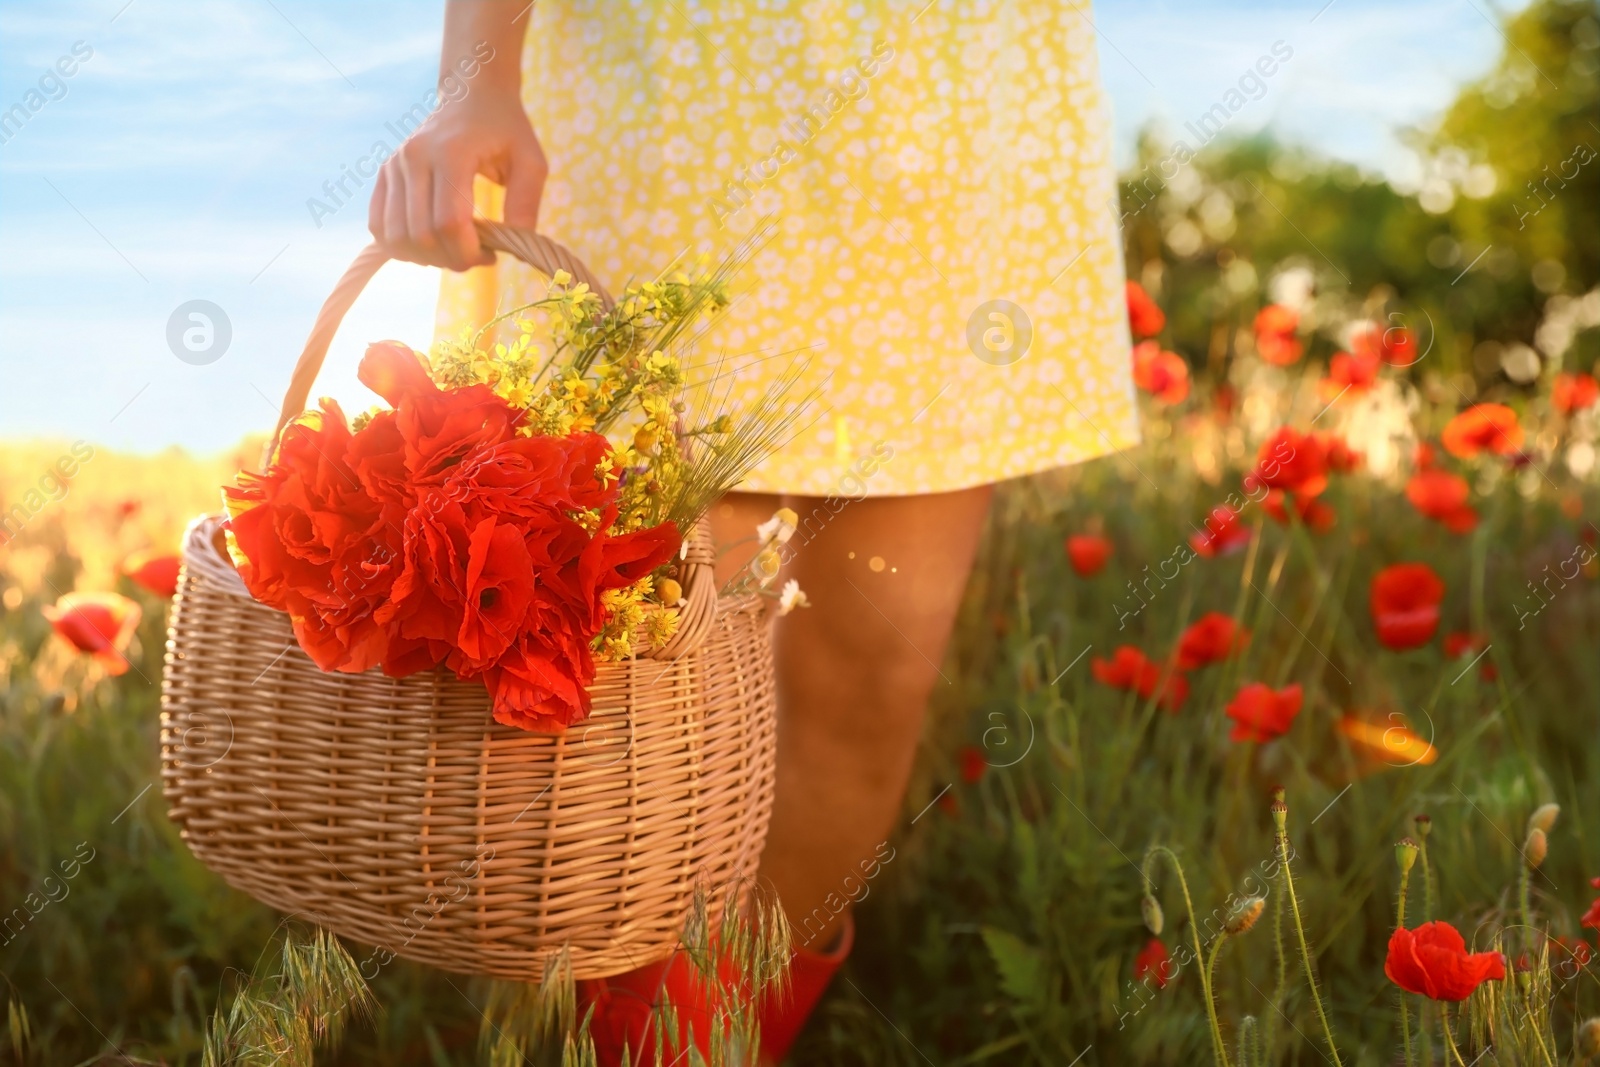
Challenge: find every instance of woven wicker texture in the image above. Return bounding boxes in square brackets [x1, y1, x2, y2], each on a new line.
[160, 226, 778, 981]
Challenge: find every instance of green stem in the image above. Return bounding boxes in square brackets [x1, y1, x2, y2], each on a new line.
[1418, 1000, 1435, 1067]
[1238, 1016, 1260, 1067]
[1276, 827, 1344, 1067]
[1399, 994, 1415, 1067]
[1397, 868, 1416, 1067]
[1518, 864, 1533, 943]
[1418, 839, 1434, 921]
[1265, 884, 1286, 1058]
[1203, 933, 1235, 1067]
[1145, 846, 1230, 1067]
[1440, 1003, 1467, 1066]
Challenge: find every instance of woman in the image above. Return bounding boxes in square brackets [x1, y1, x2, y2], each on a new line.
[369, 1, 1136, 1060]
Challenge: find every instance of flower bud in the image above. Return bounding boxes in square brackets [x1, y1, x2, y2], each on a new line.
[1141, 894, 1164, 936]
[1395, 837, 1419, 874]
[1527, 803, 1560, 835]
[1226, 896, 1266, 935]
[1577, 1017, 1600, 1058]
[1522, 827, 1547, 869]
[656, 578, 683, 606]
[1413, 813, 1432, 839]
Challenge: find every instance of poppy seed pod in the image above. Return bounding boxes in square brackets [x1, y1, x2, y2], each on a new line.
[1413, 813, 1432, 839]
[1577, 1017, 1600, 1058]
[1527, 803, 1560, 835]
[1522, 827, 1547, 869]
[1271, 799, 1288, 833]
[1226, 896, 1266, 935]
[1395, 837, 1419, 874]
[1141, 894, 1164, 936]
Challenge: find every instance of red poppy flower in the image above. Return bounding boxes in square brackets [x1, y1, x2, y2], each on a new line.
[1263, 490, 1337, 533]
[1554, 372, 1600, 415]
[1134, 938, 1175, 989]
[114, 498, 141, 521]
[1582, 880, 1600, 933]
[1349, 321, 1419, 367]
[1385, 921, 1505, 1001]
[1253, 428, 1328, 498]
[1381, 326, 1418, 367]
[1126, 281, 1166, 339]
[1406, 470, 1478, 533]
[1190, 505, 1251, 558]
[1442, 404, 1524, 459]
[959, 745, 988, 785]
[225, 342, 681, 733]
[1175, 612, 1249, 670]
[1132, 342, 1190, 405]
[1143, 669, 1190, 712]
[1254, 305, 1302, 366]
[357, 341, 526, 489]
[1370, 563, 1445, 650]
[41, 592, 142, 675]
[1442, 632, 1495, 680]
[1552, 936, 1591, 968]
[937, 791, 960, 818]
[1066, 534, 1113, 577]
[1092, 646, 1188, 711]
[225, 398, 399, 673]
[122, 551, 182, 599]
[1093, 646, 1153, 690]
[1414, 442, 1438, 471]
[1320, 349, 1381, 401]
[1225, 682, 1303, 742]
[1318, 434, 1363, 474]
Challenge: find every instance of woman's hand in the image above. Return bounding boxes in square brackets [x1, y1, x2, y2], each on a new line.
[369, 2, 542, 271]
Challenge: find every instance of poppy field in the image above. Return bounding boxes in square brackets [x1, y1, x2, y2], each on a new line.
[4, 2, 1600, 1064]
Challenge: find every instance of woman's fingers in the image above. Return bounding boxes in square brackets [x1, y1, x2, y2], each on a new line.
[433, 152, 490, 269]
[501, 134, 548, 230]
[368, 166, 390, 244]
[399, 141, 439, 261]
[368, 96, 544, 269]
[381, 152, 411, 255]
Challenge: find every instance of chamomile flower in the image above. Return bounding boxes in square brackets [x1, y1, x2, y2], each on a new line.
[757, 507, 798, 546]
[777, 579, 810, 616]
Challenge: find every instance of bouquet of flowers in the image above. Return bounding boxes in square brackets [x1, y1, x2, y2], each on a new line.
[223, 246, 802, 733]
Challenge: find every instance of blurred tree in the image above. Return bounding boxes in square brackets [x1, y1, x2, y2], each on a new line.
[1119, 0, 1599, 399]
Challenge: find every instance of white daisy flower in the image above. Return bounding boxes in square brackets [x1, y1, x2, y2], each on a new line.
[777, 579, 809, 615]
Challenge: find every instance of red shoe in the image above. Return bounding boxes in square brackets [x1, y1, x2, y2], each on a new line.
[758, 913, 854, 1065]
[577, 949, 721, 1066]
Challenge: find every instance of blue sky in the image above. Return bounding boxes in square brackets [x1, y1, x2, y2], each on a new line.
[0, 0, 1519, 454]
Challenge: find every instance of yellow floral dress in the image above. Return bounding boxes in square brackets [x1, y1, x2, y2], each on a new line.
[436, 0, 1137, 497]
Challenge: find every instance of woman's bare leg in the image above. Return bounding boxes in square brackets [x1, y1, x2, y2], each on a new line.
[712, 487, 992, 946]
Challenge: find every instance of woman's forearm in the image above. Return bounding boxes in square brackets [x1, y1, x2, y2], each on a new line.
[441, 0, 530, 99]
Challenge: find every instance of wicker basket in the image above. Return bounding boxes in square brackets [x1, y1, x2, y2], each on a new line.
[159, 223, 778, 982]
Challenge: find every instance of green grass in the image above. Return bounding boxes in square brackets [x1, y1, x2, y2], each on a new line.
[3, 398, 1597, 1064]
[792, 428, 1600, 1066]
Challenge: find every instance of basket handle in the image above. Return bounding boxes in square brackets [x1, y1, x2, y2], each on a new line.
[270, 220, 614, 452]
[270, 222, 721, 661]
